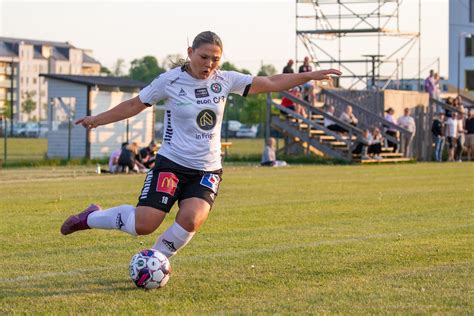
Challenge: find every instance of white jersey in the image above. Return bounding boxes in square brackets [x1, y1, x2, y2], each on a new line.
[139, 67, 253, 171]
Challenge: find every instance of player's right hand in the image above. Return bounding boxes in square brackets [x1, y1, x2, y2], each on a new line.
[75, 116, 99, 129]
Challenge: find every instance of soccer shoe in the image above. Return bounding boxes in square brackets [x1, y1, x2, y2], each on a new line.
[60, 204, 101, 235]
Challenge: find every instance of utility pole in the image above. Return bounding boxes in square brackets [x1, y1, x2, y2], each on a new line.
[10, 55, 14, 136]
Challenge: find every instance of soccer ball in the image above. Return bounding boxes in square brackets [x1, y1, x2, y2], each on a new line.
[129, 249, 171, 289]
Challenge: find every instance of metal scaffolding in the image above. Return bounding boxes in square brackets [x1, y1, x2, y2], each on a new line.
[296, 0, 421, 90]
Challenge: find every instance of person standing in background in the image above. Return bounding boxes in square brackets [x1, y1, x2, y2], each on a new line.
[464, 109, 474, 161]
[282, 59, 294, 74]
[384, 108, 398, 152]
[424, 69, 435, 98]
[431, 113, 445, 162]
[397, 108, 416, 158]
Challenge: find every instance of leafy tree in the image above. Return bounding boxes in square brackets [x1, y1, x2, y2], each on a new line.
[220, 61, 240, 72]
[129, 56, 165, 84]
[1, 100, 12, 119]
[100, 66, 112, 76]
[257, 64, 277, 76]
[21, 91, 36, 120]
[220, 61, 252, 75]
[113, 58, 126, 76]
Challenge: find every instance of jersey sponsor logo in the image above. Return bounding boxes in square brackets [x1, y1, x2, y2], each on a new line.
[156, 172, 179, 196]
[200, 173, 220, 193]
[210, 83, 222, 93]
[178, 88, 187, 97]
[195, 132, 215, 140]
[197, 99, 211, 105]
[195, 88, 209, 98]
[213, 96, 225, 104]
[196, 109, 216, 131]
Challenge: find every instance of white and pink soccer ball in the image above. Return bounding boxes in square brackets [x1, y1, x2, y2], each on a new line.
[129, 249, 171, 289]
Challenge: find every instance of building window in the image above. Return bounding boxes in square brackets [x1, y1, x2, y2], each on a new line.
[466, 37, 474, 57]
[33, 78, 37, 84]
[466, 70, 474, 90]
[471, 0, 474, 23]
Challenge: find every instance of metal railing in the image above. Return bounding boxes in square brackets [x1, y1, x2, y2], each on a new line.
[429, 98, 464, 115]
[321, 89, 412, 153]
[268, 91, 369, 161]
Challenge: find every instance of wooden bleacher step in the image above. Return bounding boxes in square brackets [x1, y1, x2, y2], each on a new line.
[358, 157, 412, 164]
[319, 135, 336, 141]
[309, 129, 325, 136]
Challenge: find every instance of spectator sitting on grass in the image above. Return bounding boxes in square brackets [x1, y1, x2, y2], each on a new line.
[138, 140, 159, 169]
[118, 142, 147, 173]
[261, 137, 287, 167]
[108, 142, 128, 173]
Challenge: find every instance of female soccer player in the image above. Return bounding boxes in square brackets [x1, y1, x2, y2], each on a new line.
[61, 31, 341, 258]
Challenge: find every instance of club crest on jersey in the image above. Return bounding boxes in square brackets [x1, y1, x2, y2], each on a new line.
[156, 172, 179, 196]
[200, 174, 220, 193]
[195, 88, 209, 98]
[210, 83, 222, 93]
[196, 109, 217, 131]
[178, 88, 187, 97]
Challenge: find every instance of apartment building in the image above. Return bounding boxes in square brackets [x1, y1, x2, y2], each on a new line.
[0, 37, 101, 122]
[448, 0, 474, 93]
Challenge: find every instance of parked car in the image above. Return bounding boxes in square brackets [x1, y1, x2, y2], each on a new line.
[235, 124, 259, 138]
[221, 120, 242, 138]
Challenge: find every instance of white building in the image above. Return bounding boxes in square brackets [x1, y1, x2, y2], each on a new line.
[41, 74, 151, 159]
[0, 37, 101, 122]
[448, 0, 474, 94]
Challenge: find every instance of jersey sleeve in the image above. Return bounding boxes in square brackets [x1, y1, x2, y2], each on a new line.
[227, 71, 253, 97]
[139, 74, 168, 106]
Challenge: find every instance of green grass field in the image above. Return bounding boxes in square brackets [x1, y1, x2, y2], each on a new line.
[0, 163, 472, 314]
[0, 138, 47, 162]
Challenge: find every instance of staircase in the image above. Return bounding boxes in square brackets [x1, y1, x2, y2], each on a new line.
[267, 90, 412, 164]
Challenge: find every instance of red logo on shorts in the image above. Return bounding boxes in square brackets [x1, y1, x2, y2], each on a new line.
[156, 172, 179, 196]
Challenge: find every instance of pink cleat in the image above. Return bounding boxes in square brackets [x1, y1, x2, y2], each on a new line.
[60, 204, 101, 235]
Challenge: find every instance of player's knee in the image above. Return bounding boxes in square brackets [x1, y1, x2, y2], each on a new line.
[177, 217, 203, 233]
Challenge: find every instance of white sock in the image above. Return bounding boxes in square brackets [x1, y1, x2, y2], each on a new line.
[153, 222, 195, 258]
[87, 204, 137, 236]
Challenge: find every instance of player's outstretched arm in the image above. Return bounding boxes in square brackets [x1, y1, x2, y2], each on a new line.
[248, 69, 342, 95]
[75, 96, 148, 129]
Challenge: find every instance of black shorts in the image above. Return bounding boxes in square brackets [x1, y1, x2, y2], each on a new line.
[137, 155, 223, 212]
